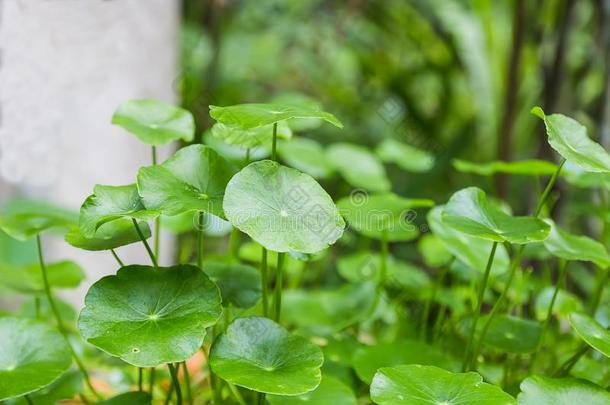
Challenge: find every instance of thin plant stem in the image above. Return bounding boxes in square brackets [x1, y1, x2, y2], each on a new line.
[274, 253, 286, 322]
[432, 304, 447, 341]
[462, 241, 498, 371]
[534, 158, 566, 217]
[164, 377, 174, 405]
[168, 363, 182, 405]
[261, 248, 269, 317]
[554, 344, 589, 377]
[378, 231, 388, 287]
[198, 211, 205, 269]
[589, 266, 609, 314]
[34, 297, 41, 319]
[25, 395, 34, 405]
[36, 235, 101, 399]
[149, 367, 156, 396]
[420, 262, 451, 341]
[110, 249, 124, 267]
[132, 219, 157, 267]
[271, 122, 278, 161]
[152, 146, 160, 262]
[257, 392, 266, 405]
[227, 382, 247, 405]
[182, 361, 192, 405]
[228, 227, 239, 259]
[530, 260, 569, 371]
[138, 367, 143, 391]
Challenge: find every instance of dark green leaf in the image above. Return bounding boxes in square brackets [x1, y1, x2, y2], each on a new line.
[65, 220, 151, 251]
[97, 392, 152, 405]
[0, 212, 75, 242]
[267, 375, 356, 405]
[459, 314, 542, 354]
[203, 261, 261, 308]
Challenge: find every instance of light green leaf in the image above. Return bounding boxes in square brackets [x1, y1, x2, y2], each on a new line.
[543, 219, 610, 268]
[0, 317, 72, 401]
[370, 365, 515, 405]
[210, 121, 292, 149]
[78, 264, 222, 367]
[267, 375, 356, 405]
[535, 287, 583, 320]
[112, 99, 194, 146]
[452, 158, 558, 176]
[282, 283, 376, 336]
[79, 184, 158, 238]
[137, 145, 237, 218]
[10, 371, 82, 405]
[337, 252, 429, 291]
[417, 234, 452, 267]
[97, 392, 152, 405]
[271, 93, 328, 132]
[532, 107, 610, 173]
[203, 261, 261, 309]
[326, 143, 391, 192]
[0, 260, 84, 293]
[428, 206, 510, 275]
[337, 193, 433, 241]
[210, 316, 324, 395]
[65, 220, 151, 251]
[442, 187, 550, 244]
[353, 340, 458, 384]
[0, 211, 75, 242]
[562, 161, 610, 189]
[223, 161, 345, 253]
[376, 139, 435, 172]
[209, 103, 343, 130]
[569, 312, 610, 357]
[518, 375, 610, 404]
[278, 138, 335, 179]
[459, 314, 542, 354]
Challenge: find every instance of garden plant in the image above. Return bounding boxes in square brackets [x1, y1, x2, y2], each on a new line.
[0, 97, 610, 405]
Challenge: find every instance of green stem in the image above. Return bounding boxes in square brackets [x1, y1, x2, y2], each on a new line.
[257, 392, 266, 405]
[420, 263, 450, 341]
[168, 363, 182, 405]
[36, 235, 101, 399]
[469, 246, 524, 370]
[110, 249, 124, 267]
[554, 344, 589, 377]
[164, 377, 174, 405]
[379, 231, 388, 287]
[149, 367, 156, 395]
[462, 241, 498, 371]
[534, 158, 565, 217]
[34, 297, 41, 319]
[228, 227, 239, 259]
[589, 267, 609, 314]
[261, 248, 269, 317]
[530, 260, 569, 371]
[271, 123, 278, 162]
[227, 382, 247, 405]
[151, 146, 161, 262]
[182, 361, 192, 405]
[274, 253, 286, 322]
[132, 219, 157, 267]
[24, 395, 34, 405]
[198, 211, 205, 269]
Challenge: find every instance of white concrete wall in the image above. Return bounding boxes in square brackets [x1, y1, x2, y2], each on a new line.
[0, 0, 179, 303]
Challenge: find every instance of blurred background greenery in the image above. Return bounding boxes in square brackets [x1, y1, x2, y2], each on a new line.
[180, 0, 610, 214]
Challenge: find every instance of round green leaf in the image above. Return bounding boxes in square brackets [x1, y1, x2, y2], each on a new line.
[428, 206, 510, 275]
[452, 159, 558, 176]
[0, 260, 85, 293]
[209, 103, 343, 130]
[337, 252, 430, 291]
[543, 219, 610, 268]
[112, 99, 195, 146]
[518, 375, 610, 404]
[271, 92, 329, 132]
[79, 184, 158, 238]
[569, 312, 610, 357]
[442, 187, 550, 244]
[98, 392, 152, 405]
[0, 317, 72, 401]
[211, 121, 292, 149]
[376, 139, 435, 172]
[268, 375, 356, 405]
[353, 340, 458, 384]
[326, 143, 391, 192]
[137, 145, 238, 218]
[0, 211, 75, 242]
[370, 365, 515, 405]
[338, 193, 433, 241]
[78, 264, 222, 367]
[282, 283, 376, 336]
[533, 107, 610, 173]
[203, 261, 261, 308]
[459, 314, 542, 354]
[65, 220, 151, 251]
[210, 316, 324, 395]
[223, 160, 345, 253]
[278, 138, 335, 179]
[417, 233, 452, 267]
